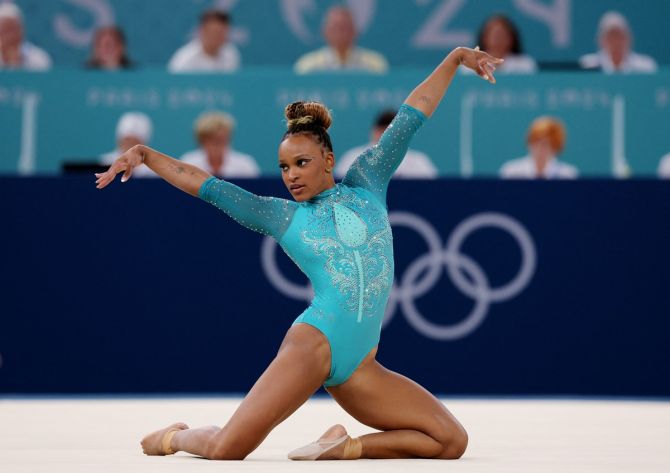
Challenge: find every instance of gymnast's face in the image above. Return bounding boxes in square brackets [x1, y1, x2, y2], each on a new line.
[278, 134, 335, 202]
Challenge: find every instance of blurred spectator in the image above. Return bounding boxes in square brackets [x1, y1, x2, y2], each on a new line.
[100, 112, 157, 177]
[335, 109, 437, 179]
[475, 14, 536, 73]
[100, 112, 152, 164]
[86, 26, 133, 70]
[579, 11, 657, 74]
[168, 10, 239, 73]
[0, 3, 51, 70]
[294, 6, 388, 74]
[500, 117, 578, 179]
[180, 111, 259, 177]
[658, 153, 670, 179]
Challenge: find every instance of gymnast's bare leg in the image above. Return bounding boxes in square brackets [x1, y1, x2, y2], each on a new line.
[140, 323, 330, 459]
[305, 348, 468, 460]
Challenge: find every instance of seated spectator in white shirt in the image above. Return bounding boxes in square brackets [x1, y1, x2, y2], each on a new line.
[294, 6, 388, 74]
[500, 117, 578, 179]
[470, 14, 537, 74]
[579, 11, 657, 74]
[658, 153, 670, 179]
[100, 112, 153, 166]
[335, 109, 437, 179]
[180, 111, 259, 178]
[100, 112, 159, 177]
[168, 10, 240, 73]
[0, 3, 51, 71]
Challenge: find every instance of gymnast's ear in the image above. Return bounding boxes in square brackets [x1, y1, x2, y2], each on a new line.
[324, 151, 335, 172]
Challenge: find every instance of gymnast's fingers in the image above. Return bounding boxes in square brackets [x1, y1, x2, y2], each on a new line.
[483, 62, 497, 84]
[475, 61, 490, 82]
[478, 58, 498, 83]
[480, 50, 504, 65]
[96, 165, 120, 189]
[96, 173, 112, 189]
[121, 164, 134, 183]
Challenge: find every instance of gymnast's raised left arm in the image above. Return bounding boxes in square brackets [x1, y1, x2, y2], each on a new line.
[404, 46, 503, 118]
[342, 47, 503, 201]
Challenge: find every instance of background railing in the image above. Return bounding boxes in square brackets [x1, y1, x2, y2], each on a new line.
[2, 70, 669, 176]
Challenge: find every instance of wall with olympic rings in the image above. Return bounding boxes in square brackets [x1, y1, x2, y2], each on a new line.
[1, 178, 668, 396]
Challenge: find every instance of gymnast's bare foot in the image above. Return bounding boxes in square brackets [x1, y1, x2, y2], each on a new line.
[140, 422, 189, 456]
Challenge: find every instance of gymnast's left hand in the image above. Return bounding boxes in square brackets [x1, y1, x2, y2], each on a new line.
[457, 46, 504, 84]
[94, 144, 144, 189]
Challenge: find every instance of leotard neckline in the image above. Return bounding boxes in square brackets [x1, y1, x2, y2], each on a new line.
[307, 183, 341, 203]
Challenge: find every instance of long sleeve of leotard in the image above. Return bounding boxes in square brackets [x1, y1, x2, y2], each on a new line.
[198, 176, 297, 240]
[342, 103, 427, 203]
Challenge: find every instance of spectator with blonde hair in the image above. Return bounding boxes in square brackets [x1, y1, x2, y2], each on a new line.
[180, 111, 259, 177]
[500, 117, 578, 179]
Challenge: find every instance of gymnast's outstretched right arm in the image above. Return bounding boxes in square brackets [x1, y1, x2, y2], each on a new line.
[95, 144, 210, 195]
[95, 144, 296, 239]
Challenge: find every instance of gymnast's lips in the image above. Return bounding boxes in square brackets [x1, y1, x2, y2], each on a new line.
[290, 184, 305, 192]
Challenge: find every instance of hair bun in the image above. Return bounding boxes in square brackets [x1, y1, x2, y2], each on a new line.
[285, 101, 332, 131]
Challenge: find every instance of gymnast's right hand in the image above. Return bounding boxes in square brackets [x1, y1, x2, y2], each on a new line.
[95, 144, 144, 189]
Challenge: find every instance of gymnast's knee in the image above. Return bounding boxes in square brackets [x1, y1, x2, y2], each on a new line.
[436, 426, 468, 460]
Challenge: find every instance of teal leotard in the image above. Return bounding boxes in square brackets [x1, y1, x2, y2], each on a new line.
[199, 104, 426, 386]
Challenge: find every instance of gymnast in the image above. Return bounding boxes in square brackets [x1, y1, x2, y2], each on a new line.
[95, 46, 502, 461]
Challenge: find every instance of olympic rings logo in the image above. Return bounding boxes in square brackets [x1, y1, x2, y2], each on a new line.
[260, 212, 536, 340]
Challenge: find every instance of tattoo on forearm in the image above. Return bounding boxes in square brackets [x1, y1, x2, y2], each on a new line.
[418, 95, 433, 105]
[168, 162, 197, 177]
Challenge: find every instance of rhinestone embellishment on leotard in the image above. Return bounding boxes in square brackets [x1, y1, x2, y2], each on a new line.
[301, 189, 393, 322]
